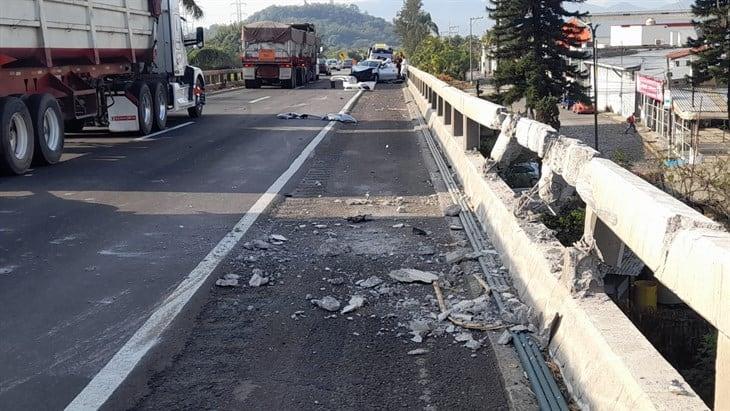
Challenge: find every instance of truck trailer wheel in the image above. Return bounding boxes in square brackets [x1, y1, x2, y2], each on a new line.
[150, 81, 167, 131]
[0, 97, 34, 175]
[130, 81, 153, 135]
[26, 93, 64, 165]
[188, 76, 204, 118]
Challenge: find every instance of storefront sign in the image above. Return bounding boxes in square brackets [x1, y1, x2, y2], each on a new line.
[637, 75, 664, 101]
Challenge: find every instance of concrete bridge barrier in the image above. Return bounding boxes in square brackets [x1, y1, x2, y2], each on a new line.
[406, 66, 728, 410]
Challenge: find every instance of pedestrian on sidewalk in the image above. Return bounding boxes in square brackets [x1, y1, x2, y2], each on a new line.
[624, 113, 637, 134]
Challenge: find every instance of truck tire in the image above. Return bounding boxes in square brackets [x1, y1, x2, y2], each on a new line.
[26, 93, 64, 165]
[0, 97, 34, 175]
[130, 81, 153, 135]
[150, 81, 167, 131]
[188, 76, 204, 118]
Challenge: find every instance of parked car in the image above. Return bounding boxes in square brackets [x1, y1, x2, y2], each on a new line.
[342, 59, 354, 69]
[327, 59, 339, 70]
[350, 59, 399, 83]
[317, 58, 331, 77]
[572, 101, 595, 114]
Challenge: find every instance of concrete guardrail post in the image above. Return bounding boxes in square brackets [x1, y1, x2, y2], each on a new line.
[437, 95, 444, 117]
[430, 89, 437, 110]
[465, 117, 480, 151]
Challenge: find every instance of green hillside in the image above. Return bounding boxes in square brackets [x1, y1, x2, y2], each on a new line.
[244, 3, 399, 51]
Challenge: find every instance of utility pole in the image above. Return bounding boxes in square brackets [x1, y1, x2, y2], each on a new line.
[231, 0, 246, 23]
[469, 16, 483, 83]
[585, 22, 600, 151]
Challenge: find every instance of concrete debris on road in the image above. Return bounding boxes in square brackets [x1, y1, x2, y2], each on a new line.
[249, 269, 269, 287]
[497, 330, 513, 345]
[322, 113, 358, 123]
[356, 276, 384, 288]
[215, 278, 239, 287]
[317, 238, 352, 257]
[444, 249, 484, 265]
[253, 239, 271, 250]
[341, 295, 366, 314]
[417, 245, 436, 256]
[444, 204, 462, 217]
[454, 332, 473, 342]
[327, 277, 345, 285]
[409, 319, 431, 343]
[407, 348, 429, 356]
[464, 339, 482, 350]
[311, 296, 341, 312]
[396, 206, 407, 213]
[388, 269, 439, 284]
[270, 234, 288, 242]
[392, 223, 405, 228]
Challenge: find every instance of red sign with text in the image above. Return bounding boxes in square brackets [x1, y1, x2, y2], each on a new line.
[637, 75, 664, 101]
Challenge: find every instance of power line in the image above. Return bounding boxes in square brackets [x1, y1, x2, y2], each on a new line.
[231, 0, 246, 23]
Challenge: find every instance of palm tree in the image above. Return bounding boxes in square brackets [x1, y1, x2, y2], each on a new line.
[181, 0, 203, 19]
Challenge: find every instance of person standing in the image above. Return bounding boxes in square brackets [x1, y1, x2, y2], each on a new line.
[624, 113, 637, 134]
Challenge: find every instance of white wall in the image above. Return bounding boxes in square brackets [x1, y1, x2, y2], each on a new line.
[610, 26, 643, 47]
[592, 66, 636, 116]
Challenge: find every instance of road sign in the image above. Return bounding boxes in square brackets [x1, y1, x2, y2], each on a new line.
[338, 51, 347, 61]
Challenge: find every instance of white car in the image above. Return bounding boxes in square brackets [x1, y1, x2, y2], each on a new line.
[350, 59, 399, 83]
[327, 59, 339, 70]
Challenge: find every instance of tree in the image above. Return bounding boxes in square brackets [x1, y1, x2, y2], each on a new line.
[688, 0, 730, 124]
[181, 0, 203, 19]
[411, 36, 470, 80]
[393, 0, 439, 56]
[188, 47, 239, 70]
[486, 0, 588, 129]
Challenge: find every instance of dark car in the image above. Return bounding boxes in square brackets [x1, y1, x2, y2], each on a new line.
[317, 58, 331, 77]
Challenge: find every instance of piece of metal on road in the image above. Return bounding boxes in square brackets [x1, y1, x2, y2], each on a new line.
[64, 89, 365, 411]
[132, 122, 194, 141]
[248, 96, 271, 104]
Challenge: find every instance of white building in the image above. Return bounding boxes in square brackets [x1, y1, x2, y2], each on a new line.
[610, 19, 696, 47]
[583, 9, 694, 47]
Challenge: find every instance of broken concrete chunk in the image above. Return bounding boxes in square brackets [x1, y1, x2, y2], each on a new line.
[497, 330, 513, 345]
[454, 332, 473, 342]
[412, 227, 428, 236]
[396, 206, 407, 213]
[215, 278, 239, 287]
[445, 249, 479, 265]
[253, 240, 270, 250]
[346, 215, 371, 224]
[417, 245, 436, 256]
[388, 269, 439, 284]
[407, 348, 429, 356]
[249, 269, 269, 287]
[311, 296, 341, 312]
[270, 234, 288, 242]
[317, 238, 352, 257]
[223, 273, 240, 281]
[444, 204, 462, 217]
[449, 224, 464, 231]
[392, 223, 405, 228]
[341, 295, 366, 314]
[346, 198, 370, 206]
[464, 339, 482, 350]
[357, 276, 384, 288]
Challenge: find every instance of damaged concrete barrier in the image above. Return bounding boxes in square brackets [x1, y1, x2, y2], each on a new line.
[406, 66, 713, 410]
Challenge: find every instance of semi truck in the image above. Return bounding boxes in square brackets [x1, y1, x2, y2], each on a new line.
[0, 0, 207, 175]
[242, 22, 319, 89]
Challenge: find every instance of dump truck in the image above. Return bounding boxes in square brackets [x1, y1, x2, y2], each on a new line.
[242, 22, 319, 89]
[0, 0, 206, 175]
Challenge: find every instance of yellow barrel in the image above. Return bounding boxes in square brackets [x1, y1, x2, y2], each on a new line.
[634, 280, 658, 311]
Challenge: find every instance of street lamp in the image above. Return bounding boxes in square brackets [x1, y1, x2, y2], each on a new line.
[469, 16, 484, 83]
[579, 20, 601, 151]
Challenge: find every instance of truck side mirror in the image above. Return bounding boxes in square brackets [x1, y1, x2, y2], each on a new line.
[196, 27, 205, 48]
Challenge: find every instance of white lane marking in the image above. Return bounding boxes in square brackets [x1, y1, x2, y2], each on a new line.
[248, 96, 271, 104]
[132, 122, 194, 142]
[65, 89, 364, 411]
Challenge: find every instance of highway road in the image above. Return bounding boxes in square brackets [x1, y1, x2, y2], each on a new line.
[0, 80, 356, 410]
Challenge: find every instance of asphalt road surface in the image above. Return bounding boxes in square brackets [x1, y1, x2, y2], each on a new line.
[0, 80, 356, 410]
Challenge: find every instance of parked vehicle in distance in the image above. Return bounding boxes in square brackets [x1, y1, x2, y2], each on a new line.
[572, 101, 595, 114]
[342, 59, 354, 69]
[327, 59, 339, 70]
[318, 58, 331, 77]
[368, 43, 394, 61]
[505, 161, 540, 188]
[242, 21, 319, 89]
[350, 59, 399, 83]
[0, 0, 206, 175]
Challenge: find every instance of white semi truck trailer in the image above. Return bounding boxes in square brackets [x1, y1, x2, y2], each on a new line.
[0, 0, 207, 175]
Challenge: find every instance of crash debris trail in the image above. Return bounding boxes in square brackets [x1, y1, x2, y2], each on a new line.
[135, 85, 520, 410]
